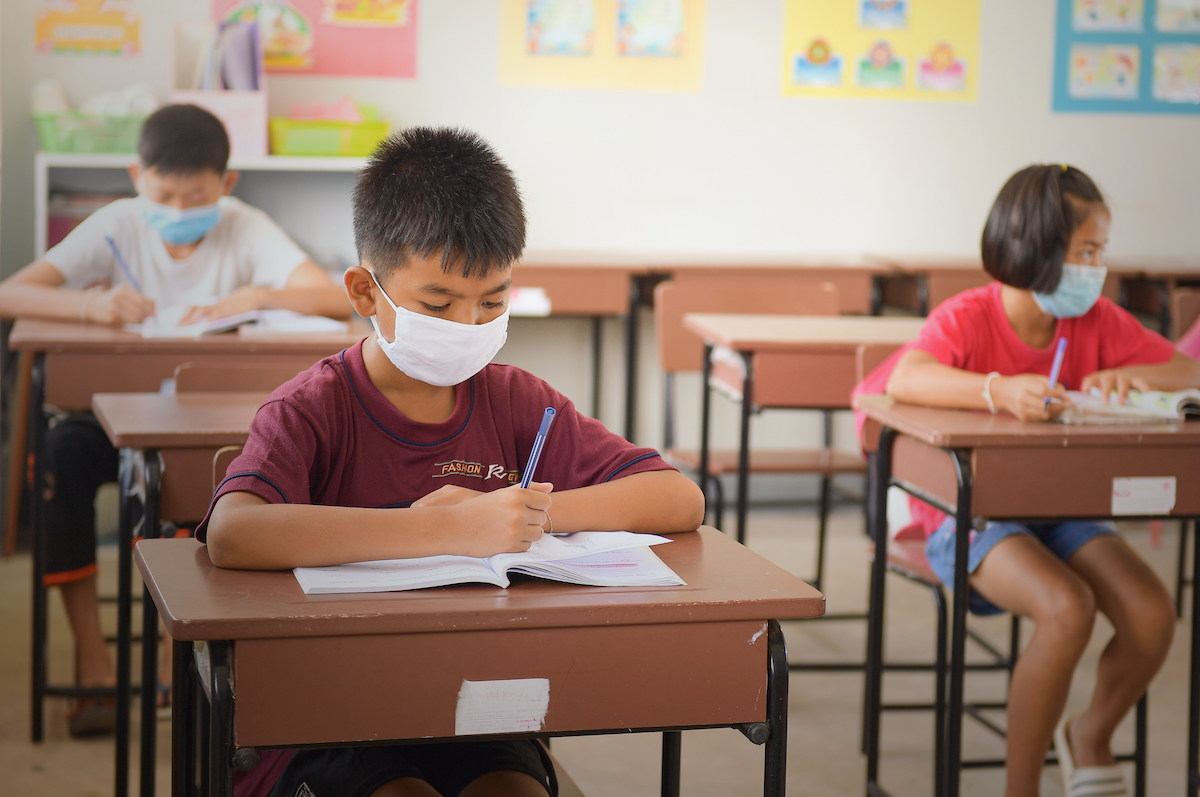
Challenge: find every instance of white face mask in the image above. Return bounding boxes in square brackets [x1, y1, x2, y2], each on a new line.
[367, 270, 509, 387]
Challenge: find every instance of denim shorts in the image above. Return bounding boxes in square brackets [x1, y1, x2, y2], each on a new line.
[924, 517, 1120, 615]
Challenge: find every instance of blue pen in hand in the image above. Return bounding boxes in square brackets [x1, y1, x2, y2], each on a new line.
[1045, 337, 1068, 410]
[520, 407, 557, 489]
[104, 235, 143, 294]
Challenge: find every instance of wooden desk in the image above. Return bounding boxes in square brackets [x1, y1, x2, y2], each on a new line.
[135, 529, 825, 797]
[92, 391, 265, 797]
[512, 260, 644, 437]
[855, 395, 1200, 797]
[867, 256, 993, 316]
[682, 314, 924, 543]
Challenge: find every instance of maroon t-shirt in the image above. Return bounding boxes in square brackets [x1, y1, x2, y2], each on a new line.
[196, 339, 672, 542]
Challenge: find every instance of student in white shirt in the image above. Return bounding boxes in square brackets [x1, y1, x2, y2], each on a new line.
[0, 104, 350, 737]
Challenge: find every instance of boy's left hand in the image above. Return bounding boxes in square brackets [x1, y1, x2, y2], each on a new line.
[179, 285, 266, 325]
[1081, 368, 1151, 405]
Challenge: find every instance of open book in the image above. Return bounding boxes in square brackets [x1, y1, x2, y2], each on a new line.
[131, 307, 347, 338]
[292, 531, 685, 595]
[1058, 388, 1200, 424]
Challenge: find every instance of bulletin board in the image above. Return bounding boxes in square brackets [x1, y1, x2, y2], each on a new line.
[780, 0, 981, 102]
[1053, 0, 1200, 113]
[498, 0, 705, 92]
[211, 0, 418, 78]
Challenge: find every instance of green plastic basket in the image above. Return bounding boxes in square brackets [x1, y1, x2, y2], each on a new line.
[35, 112, 146, 153]
[268, 116, 389, 157]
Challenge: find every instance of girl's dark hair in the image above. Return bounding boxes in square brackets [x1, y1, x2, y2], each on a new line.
[137, 104, 230, 176]
[352, 127, 526, 280]
[980, 164, 1107, 293]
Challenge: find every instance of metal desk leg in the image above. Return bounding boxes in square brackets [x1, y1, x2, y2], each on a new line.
[698, 343, 713, 527]
[29, 352, 47, 743]
[591, 316, 603, 420]
[764, 620, 788, 797]
[209, 642, 234, 797]
[116, 448, 137, 797]
[864, 431, 894, 781]
[735, 352, 754, 546]
[943, 450, 974, 797]
[140, 450, 163, 797]
[1189, 518, 1200, 797]
[172, 639, 195, 797]
[661, 731, 681, 797]
[623, 277, 641, 442]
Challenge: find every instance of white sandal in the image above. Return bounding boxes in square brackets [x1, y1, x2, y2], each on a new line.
[1054, 717, 1129, 797]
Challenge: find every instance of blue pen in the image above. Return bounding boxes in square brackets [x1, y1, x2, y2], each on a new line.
[520, 407, 557, 488]
[1045, 337, 1068, 409]
[105, 235, 143, 294]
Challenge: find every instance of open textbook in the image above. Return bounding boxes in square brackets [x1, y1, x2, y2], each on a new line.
[293, 531, 685, 594]
[130, 307, 347, 338]
[1058, 388, 1200, 424]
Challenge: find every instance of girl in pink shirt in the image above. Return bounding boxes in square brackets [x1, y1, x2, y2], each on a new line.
[879, 165, 1200, 797]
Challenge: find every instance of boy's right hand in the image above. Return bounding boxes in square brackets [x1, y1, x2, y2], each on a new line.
[444, 482, 553, 557]
[992, 374, 1068, 422]
[85, 285, 155, 325]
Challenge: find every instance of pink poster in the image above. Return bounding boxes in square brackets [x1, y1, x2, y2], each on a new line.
[211, 0, 417, 78]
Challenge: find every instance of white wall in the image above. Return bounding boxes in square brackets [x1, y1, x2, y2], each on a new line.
[2, 0, 1199, 448]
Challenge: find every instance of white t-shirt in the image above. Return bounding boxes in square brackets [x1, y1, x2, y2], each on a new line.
[45, 196, 309, 308]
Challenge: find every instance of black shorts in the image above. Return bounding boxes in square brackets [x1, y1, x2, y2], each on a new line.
[268, 739, 557, 797]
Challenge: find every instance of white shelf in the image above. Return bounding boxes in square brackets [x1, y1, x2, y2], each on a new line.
[37, 151, 367, 172]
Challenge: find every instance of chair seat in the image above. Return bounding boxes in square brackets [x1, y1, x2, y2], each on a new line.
[667, 447, 867, 476]
[869, 523, 941, 586]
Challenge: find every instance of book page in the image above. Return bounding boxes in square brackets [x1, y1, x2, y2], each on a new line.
[128, 303, 262, 338]
[486, 531, 672, 572]
[511, 546, 686, 587]
[294, 555, 505, 595]
[1059, 388, 1200, 423]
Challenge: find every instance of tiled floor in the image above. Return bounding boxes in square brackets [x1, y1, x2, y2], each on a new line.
[0, 509, 1192, 796]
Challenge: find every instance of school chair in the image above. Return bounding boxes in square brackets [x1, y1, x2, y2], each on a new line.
[173, 360, 309, 394]
[861, 453, 1149, 797]
[653, 274, 865, 588]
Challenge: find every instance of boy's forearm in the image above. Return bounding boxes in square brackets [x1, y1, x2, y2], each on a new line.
[0, 282, 90, 322]
[207, 498, 464, 570]
[543, 470, 705, 534]
[260, 285, 353, 319]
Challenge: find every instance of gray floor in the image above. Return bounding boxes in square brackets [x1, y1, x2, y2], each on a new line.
[0, 509, 1191, 796]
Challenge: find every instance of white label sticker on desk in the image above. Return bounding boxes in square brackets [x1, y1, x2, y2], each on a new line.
[455, 678, 550, 736]
[1112, 477, 1176, 516]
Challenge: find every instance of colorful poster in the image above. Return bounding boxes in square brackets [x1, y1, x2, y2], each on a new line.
[1153, 44, 1200, 102]
[499, 0, 705, 91]
[792, 38, 844, 87]
[855, 40, 905, 89]
[212, 0, 417, 77]
[858, 0, 907, 30]
[1157, 0, 1200, 31]
[781, 0, 980, 101]
[1073, 0, 1144, 32]
[35, 0, 140, 55]
[1069, 43, 1140, 98]
[1053, 0, 1200, 113]
[617, 0, 685, 57]
[527, 0, 594, 55]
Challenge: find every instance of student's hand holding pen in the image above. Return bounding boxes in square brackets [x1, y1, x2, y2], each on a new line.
[1081, 368, 1151, 406]
[990, 374, 1070, 422]
[83, 284, 155, 325]
[437, 482, 553, 557]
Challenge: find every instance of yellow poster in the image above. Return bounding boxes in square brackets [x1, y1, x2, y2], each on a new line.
[35, 0, 141, 56]
[499, 0, 705, 92]
[781, 0, 980, 101]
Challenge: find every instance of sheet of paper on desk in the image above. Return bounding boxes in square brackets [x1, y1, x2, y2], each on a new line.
[239, 310, 349, 334]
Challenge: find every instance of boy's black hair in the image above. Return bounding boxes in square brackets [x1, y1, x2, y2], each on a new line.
[352, 127, 526, 280]
[137, 104, 230, 175]
[981, 164, 1107, 293]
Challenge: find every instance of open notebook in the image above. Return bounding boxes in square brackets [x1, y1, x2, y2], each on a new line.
[1058, 388, 1200, 424]
[130, 307, 347, 338]
[292, 531, 685, 594]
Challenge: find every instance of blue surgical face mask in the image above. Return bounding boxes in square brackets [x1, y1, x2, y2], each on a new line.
[1032, 263, 1107, 319]
[140, 197, 222, 246]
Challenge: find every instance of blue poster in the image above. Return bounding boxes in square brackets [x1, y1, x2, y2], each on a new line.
[1054, 0, 1200, 113]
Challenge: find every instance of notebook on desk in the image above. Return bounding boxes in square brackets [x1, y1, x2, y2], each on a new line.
[292, 531, 685, 594]
[1058, 388, 1200, 424]
[131, 307, 347, 338]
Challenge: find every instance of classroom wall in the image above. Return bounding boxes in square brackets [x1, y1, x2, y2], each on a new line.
[2, 0, 1198, 450]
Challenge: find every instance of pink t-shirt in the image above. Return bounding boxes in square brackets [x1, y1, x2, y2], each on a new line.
[197, 340, 672, 542]
[852, 281, 1176, 535]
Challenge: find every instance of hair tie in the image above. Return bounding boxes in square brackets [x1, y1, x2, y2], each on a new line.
[1061, 163, 1069, 173]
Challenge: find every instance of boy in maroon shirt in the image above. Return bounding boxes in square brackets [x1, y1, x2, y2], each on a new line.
[197, 128, 704, 797]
